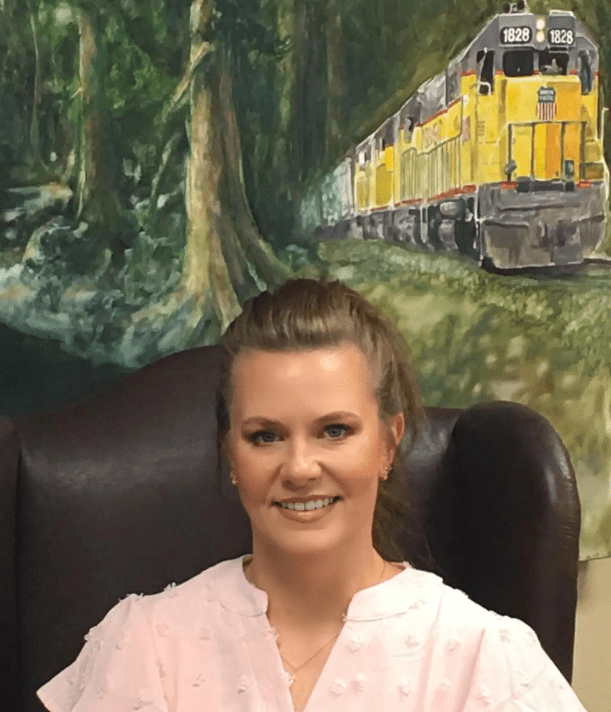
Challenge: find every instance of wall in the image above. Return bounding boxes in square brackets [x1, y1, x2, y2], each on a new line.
[572, 557, 611, 712]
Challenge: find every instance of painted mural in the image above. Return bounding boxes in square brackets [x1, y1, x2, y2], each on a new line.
[0, 0, 610, 560]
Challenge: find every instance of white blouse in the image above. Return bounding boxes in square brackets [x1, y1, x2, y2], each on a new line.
[37, 554, 589, 711]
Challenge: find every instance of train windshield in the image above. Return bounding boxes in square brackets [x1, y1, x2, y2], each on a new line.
[503, 49, 570, 77]
[503, 49, 534, 76]
[539, 50, 569, 75]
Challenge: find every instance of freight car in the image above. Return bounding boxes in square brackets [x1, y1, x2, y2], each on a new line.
[297, 3, 609, 270]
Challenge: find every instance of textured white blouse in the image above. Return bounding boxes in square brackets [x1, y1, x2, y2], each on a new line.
[37, 554, 588, 711]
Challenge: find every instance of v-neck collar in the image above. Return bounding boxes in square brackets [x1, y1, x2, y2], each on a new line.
[204, 554, 443, 621]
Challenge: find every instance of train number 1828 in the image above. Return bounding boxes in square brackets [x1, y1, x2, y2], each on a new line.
[548, 29, 575, 45]
[500, 26, 532, 44]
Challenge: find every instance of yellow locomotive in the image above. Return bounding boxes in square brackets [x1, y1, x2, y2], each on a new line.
[298, 3, 609, 269]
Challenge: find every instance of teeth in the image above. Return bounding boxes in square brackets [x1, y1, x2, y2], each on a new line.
[279, 497, 337, 511]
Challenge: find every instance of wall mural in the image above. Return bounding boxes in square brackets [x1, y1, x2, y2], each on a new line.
[0, 0, 609, 561]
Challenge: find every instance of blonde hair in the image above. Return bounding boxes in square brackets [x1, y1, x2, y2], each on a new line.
[215, 276, 439, 569]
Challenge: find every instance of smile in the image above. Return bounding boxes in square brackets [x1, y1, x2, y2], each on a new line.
[277, 496, 341, 511]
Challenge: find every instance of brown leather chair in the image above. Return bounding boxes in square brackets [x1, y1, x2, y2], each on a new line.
[0, 344, 581, 712]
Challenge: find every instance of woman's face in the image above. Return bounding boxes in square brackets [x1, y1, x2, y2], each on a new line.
[227, 343, 405, 557]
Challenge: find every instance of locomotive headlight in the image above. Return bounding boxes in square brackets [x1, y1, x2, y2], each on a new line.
[536, 31, 545, 43]
[536, 17, 545, 30]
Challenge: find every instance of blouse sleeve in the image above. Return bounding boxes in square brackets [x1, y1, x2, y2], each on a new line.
[36, 595, 169, 712]
[469, 613, 588, 712]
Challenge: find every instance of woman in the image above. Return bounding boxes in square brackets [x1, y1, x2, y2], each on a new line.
[37, 277, 587, 712]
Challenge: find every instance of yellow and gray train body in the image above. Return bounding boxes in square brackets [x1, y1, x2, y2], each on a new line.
[299, 8, 608, 269]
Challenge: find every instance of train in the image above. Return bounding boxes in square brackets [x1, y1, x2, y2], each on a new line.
[296, 3, 609, 270]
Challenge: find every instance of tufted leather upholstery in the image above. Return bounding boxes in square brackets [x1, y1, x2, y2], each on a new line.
[0, 344, 581, 711]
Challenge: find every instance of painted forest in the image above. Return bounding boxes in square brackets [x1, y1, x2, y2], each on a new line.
[0, 0, 610, 369]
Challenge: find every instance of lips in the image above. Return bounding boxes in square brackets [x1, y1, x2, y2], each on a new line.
[275, 496, 341, 518]
[274, 500, 343, 511]
[275, 496, 341, 505]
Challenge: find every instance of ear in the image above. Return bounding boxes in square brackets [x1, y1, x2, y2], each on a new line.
[387, 412, 405, 465]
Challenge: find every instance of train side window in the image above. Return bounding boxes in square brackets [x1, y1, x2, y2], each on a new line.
[503, 49, 534, 77]
[477, 50, 495, 94]
[539, 49, 569, 76]
[404, 117, 415, 141]
[447, 71, 460, 102]
[578, 51, 593, 94]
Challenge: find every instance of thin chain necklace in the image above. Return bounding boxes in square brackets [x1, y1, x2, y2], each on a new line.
[244, 556, 387, 688]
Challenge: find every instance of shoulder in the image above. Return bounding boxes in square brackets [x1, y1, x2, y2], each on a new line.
[435, 578, 543, 660]
[407, 575, 502, 657]
[393, 565, 497, 634]
[134, 557, 246, 626]
[376, 568, 496, 659]
[432, 581, 559, 706]
[364, 570, 558, 708]
[436, 579, 499, 632]
[399, 572, 546, 670]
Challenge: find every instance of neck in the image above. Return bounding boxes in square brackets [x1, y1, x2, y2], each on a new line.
[244, 545, 386, 630]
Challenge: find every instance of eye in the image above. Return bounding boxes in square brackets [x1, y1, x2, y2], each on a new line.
[247, 423, 353, 446]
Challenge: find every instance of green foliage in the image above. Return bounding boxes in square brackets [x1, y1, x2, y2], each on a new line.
[213, 0, 286, 58]
[120, 230, 183, 304]
[93, 9, 176, 189]
[20, 217, 111, 310]
[0, 0, 37, 175]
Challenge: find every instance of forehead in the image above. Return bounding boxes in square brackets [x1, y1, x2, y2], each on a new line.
[233, 344, 368, 376]
[230, 345, 377, 412]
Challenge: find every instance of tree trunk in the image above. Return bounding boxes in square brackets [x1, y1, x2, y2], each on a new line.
[275, 0, 306, 194]
[183, 15, 238, 325]
[302, 1, 326, 177]
[75, 7, 121, 233]
[28, 2, 42, 165]
[180, 0, 292, 331]
[325, 0, 346, 164]
[216, 54, 293, 288]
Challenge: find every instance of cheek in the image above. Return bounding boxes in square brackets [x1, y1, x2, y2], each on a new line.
[337, 464, 383, 498]
[232, 449, 270, 496]
[347, 477, 382, 501]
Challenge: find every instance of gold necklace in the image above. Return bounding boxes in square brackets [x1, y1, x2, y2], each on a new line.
[244, 556, 387, 688]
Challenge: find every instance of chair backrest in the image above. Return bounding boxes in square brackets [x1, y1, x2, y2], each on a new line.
[0, 344, 581, 712]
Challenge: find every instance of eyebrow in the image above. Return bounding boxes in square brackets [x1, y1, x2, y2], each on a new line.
[241, 411, 360, 428]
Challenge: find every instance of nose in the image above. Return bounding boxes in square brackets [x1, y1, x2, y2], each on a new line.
[281, 439, 323, 482]
[283, 459, 322, 482]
